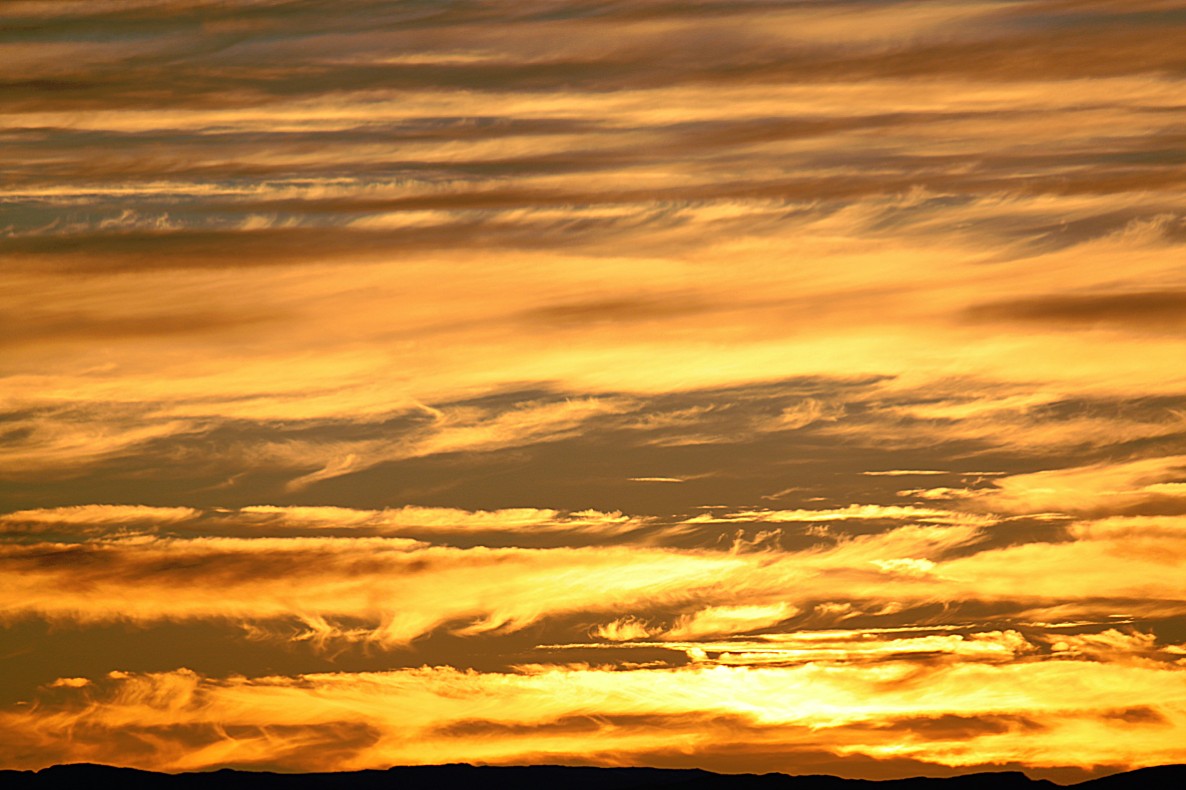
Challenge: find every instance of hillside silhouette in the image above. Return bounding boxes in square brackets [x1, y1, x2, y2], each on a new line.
[2, 764, 1184, 789]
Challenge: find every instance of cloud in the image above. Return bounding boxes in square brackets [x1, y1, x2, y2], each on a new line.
[575, 628, 1037, 668]
[279, 395, 636, 491]
[864, 470, 950, 477]
[969, 456, 1186, 516]
[1069, 515, 1186, 541]
[3, 659, 1186, 776]
[592, 617, 655, 643]
[1045, 629, 1166, 664]
[965, 290, 1186, 330]
[233, 505, 646, 538]
[0, 537, 747, 644]
[0, 308, 273, 349]
[518, 295, 717, 328]
[11, 512, 1186, 651]
[0, 505, 198, 533]
[662, 604, 798, 641]
[686, 505, 996, 527]
[0, 519, 949, 640]
[0, 503, 642, 542]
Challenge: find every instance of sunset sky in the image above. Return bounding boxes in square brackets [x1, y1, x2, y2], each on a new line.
[3, 0, 1186, 781]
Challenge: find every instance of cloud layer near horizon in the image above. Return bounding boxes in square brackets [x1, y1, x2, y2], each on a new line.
[3, 0, 1186, 779]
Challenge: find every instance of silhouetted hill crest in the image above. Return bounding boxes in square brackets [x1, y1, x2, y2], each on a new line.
[2, 763, 1183, 789]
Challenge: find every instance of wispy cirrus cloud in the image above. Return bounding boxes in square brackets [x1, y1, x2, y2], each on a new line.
[6, 507, 1186, 652]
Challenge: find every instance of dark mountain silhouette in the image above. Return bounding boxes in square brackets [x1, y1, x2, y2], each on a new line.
[1072, 765, 1186, 788]
[1, 764, 1182, 790]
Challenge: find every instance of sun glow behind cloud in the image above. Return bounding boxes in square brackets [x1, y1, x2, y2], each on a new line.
[3, 0, 1186, 780]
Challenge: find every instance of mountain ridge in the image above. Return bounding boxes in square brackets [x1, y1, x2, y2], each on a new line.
[2, 763, 1183, 789]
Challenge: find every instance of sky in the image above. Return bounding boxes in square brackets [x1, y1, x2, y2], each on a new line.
[2, 0, 1186, 781]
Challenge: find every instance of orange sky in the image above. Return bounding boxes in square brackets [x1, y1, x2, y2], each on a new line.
[3, 0, 1186, 780]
